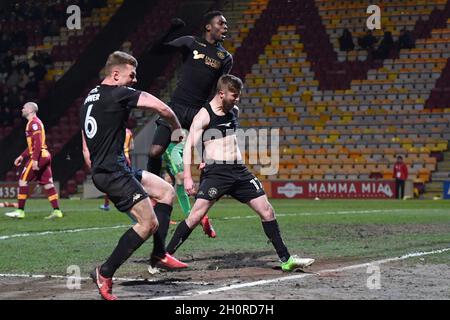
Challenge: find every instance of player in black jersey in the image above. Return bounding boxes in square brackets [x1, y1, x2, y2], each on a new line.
[165, 75, 315, 272]
[146, 11, 233, 238]
[80, 51, 187, 300]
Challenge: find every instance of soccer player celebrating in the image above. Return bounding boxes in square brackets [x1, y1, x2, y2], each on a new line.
[166, 75, 315, 272]
[5, 102, 63, 220]
[81, 51, 186, 300]
[146, 11, 233, 238]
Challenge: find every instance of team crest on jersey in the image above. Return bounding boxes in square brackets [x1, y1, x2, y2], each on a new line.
[208, 187, 218, 198]
[32, 123, 38, 131]
[217, 51, 225, 59]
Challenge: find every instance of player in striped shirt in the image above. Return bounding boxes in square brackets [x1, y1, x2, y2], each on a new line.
[5, 102, 63, 219]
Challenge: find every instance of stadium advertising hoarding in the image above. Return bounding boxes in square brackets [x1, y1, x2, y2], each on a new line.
[272, 181, 396, 199]
[443, 181, 450, 200]
[0, 182, 59, 199]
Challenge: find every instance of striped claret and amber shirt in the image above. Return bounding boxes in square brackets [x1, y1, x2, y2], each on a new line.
[21, 116, 50, 160]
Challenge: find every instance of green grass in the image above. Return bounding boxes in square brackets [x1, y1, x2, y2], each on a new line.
[0, 198, 449, 275]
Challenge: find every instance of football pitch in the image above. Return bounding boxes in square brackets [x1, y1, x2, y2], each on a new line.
[0, 198, 449, 300]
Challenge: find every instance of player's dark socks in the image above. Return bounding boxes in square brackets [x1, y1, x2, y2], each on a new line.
[262, 220, 290, 263]
[152, 203, 173, 257]
[147, 155, 162, 176]
[166, 220, 193, 254]
[100, 228, 145, 278]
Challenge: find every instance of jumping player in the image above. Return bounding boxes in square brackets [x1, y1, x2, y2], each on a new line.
[166, 75, 315, 272]
[5, 102, 63, 220]
[146, 11, 233, 237]
[80, 51, 186, 300]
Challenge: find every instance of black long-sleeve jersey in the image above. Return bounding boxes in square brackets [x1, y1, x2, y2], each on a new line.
[167, 36, 233, 108]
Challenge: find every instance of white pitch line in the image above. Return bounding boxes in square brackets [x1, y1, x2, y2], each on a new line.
[0, 208, 108, 213]
[0, 209, 377, 240]
[221, 209, 403, 220]
[149, 247, 450, 300]
[0, 273, 209, 286]
[0, 248, 448, 298]
[0, 208, 447, 241]
[0, 225, 129, 240]
[220, 208, 448, 220]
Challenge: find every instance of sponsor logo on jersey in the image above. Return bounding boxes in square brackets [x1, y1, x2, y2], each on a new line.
[193, 50, 205, 60]
[204, 56, 221, 69]
[217, 122, 232, 127]
[192, 50, 221, 69]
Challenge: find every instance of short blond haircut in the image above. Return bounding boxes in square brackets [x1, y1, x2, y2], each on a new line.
[216, 74, 243, 93]
[104, 51, 138, 75]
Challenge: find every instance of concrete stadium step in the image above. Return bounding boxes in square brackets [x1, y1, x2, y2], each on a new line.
[426, 181, 444, 192]
[432, 171, 450, 180]
[421, 191, 444, 200]
[438, 162, 450, 171]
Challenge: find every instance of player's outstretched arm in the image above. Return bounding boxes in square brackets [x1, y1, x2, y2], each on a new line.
[137, 91, 181, 132]
[81, 131, 91, 169]
[146, 18, 187, 54]
[183, 108, 210, 195]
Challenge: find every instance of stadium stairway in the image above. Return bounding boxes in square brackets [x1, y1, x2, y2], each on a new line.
[426, 50, 450, 108]
[129, 0, 450, 195]
[227, 0, 450, 87]
[423, 149, 450, 199]
[232, 0, 450, 196]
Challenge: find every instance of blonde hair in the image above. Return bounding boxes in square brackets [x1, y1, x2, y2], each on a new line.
[104, 51, 138, 75]
[216, 74, 243, 93]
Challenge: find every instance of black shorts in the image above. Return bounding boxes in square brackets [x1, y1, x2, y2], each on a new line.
[92, 167, 147, 212]
[196, 164, 265, 203]
[153, 102, 201, 146]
